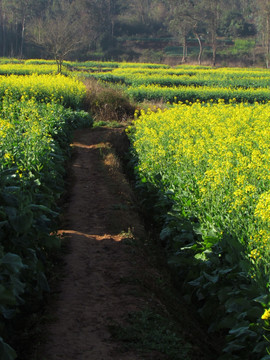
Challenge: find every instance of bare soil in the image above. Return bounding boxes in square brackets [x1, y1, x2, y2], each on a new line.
[36, 126, 216, 360]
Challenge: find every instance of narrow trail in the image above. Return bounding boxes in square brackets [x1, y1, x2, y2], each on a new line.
[39, 126, 215, 360]
[42, 127, 148, 360]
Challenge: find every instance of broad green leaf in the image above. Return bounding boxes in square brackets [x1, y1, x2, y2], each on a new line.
[225, 298, 251, 313]
[0, 305, 16, 320]
[229, 326, 257, 338]
[1, 193, 18, 207]
[4, 207, 17, 219]
[188, 276, 203, 287]
[29, 204, 58, 217]
[160, 227, 172, 241]
[223, 341, 245, 353]
[253, 294, 270, 307]
[203, 271, 219, 284]
[216, 316, 238, 330]
[0, 285, 15, 306]
[0, 337, 17, 360]
[253, 341, 268, 354]
[9, 211, 33, 233]
[0, 253, 25, 273]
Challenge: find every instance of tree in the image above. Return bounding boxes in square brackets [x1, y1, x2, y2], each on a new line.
[29, 0, 88, 72]
[166, 0, 205, 64]
[255, 0, 270, 68]
[166, 0, 194, 63]
[127, 0, 152, 25]
[2, 0, 46, 57]
[201, 0, 223, 66]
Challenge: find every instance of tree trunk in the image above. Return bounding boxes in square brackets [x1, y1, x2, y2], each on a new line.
[266, 16, 270, 68]
[111, 18, 114, 38]
[212, 32, 217, 66]
[20, 16, 25, 58]
[182, 36, 187, 63]
[2, 12, 6, 57]
[56, 58, 63, 74]
[212, 48, 216, 66]
[194, 31, 203, 65]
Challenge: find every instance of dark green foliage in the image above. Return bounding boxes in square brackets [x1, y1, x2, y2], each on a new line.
[0, 95, 92, 359]
[128, 147, 270, 359]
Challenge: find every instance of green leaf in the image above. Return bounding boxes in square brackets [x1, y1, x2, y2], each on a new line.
[216, 316, 238, 330]
[225, 298, 251, 313]
[229, 326, 257, 339]
[218, 267, 234, 275]
[1, 193, 18, 207]
[199, 301, 216, 321]
[4, 207, 17, 219]
[10, 277, 25, 299]
[9, 211, 33, 233]
[0, 337, 17, 360]
[188, 276, 203, 287]
[253, 341, 267, 354]
[0, 305, 16, 320]
[160, 227, 172, 241]
[0, 285, 16, 306]
[0, 253, 25, 274]
[0, 253, 26, 273]
[223, 341, 245, 353]
[29, 204, 58, 217]
[246, 306, 263, 320]
[203, 271, 219, 284]
[253, 294, 270, 307]
[0, 221, 8, 229]
[174, 232, 194, 242]
[194, 252, 208, 261]
[218, 287, 231, 303]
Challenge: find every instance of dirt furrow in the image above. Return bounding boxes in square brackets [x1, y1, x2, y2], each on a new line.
[42, 127, 147, 360]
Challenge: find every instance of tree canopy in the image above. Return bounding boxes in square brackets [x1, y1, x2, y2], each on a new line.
[0, 0, 267, 66]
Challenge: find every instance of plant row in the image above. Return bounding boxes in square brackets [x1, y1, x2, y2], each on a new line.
[125, 84, 270, 103]
[128, 101, 270, 359]
[2, 60, 270, 93]
[0, 78, 91, 359]
[0, 74, 86, 109]
[88, 65, 270, 89]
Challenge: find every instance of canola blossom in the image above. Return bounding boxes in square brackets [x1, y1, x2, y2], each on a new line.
[0, 70, 91, 359]
[125, 83, 270, 103]
[0, 63, 59, 75]
[2, 59, 270, 358]
[95, 65, 270, 89]
[262, 309, 270, 320]
[131, 101, 270, 266]
[0, 74, 86, 108]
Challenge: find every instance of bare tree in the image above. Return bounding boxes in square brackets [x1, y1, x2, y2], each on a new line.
[29, 0, 87, 72]
[256, 0, 270, 68]
[167, 0, 198, 63]
[2, 0, 45, 57]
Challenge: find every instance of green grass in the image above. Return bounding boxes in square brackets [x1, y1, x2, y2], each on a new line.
[109, 308, 192, 359]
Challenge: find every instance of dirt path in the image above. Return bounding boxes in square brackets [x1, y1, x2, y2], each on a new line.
[38, 126, 215, 360]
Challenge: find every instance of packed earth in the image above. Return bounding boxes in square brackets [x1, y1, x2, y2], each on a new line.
[36, 126, 216, 360]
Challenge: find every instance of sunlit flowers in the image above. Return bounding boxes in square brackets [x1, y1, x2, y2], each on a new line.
[130, 101, 270, 270]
